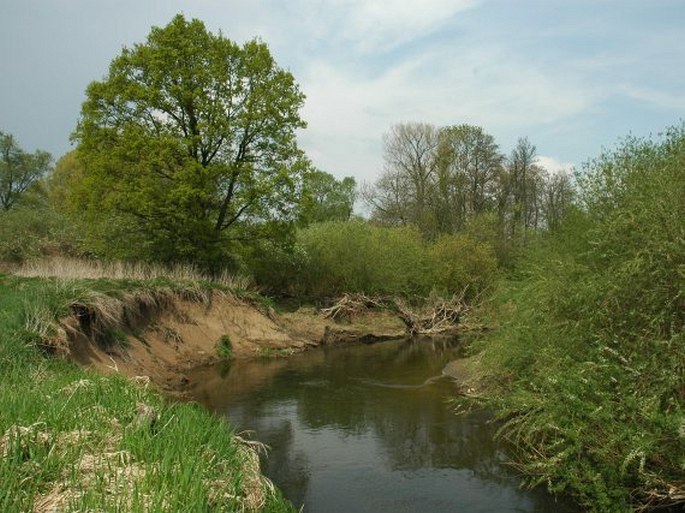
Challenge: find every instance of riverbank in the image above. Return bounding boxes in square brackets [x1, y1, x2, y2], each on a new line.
[0, 271, 410, 512]
[50, 287, 407, 397]
[0, 273, 301, 512]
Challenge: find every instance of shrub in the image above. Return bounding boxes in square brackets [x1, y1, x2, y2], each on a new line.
[472, 125, 685, 511]
[428, 233, 498, 301]
[0, 206, 81, 263]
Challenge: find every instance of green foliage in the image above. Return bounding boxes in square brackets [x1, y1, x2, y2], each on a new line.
[252, 219, 500, 300]
[295, 220, 427, 297]
[217, 334, 233, 359]
[72, 14, 307, 269]
[472, 125, 685, 511]
[299, 169, 356, 225]
[0, 275, 295, 512]
[0, 206, 81, 263]
[428, 233, 498, 301]
[0, 131, 52, 211]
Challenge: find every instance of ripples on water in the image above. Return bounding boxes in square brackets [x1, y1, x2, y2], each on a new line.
[189, 336, 579, 513]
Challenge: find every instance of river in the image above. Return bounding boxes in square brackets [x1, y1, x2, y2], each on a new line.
[188, 336, 579, 513]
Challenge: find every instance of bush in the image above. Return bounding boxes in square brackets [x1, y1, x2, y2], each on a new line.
[428, 233, 498, 301]
[473, 125, 685, 511]
[251, 219, 503, 301]
[0, 206, 81, 263]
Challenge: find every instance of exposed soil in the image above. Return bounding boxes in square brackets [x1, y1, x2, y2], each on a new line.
[62, 293, 406, 395]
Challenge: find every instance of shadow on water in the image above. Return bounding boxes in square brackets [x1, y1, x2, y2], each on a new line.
[188, 336, 580, 513]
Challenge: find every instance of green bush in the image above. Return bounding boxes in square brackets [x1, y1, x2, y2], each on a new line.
[0, 206, 81, 263]
[428, 233, 498, 301]
[293, 220, 428, 297]
[473, 125, 685, 511]
[252, 219, 503, 301]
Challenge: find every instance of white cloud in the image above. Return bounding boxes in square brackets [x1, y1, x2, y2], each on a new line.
[536, 155, 575, 175]
[620, 85, 685, 111]
[296, 41, 595, 182]
[340, 0, 479, 53]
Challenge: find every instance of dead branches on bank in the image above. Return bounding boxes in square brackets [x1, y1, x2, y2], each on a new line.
[321, 293, 388, 322]
[393, 295, 469, 335]
[321, 291, 473, 335]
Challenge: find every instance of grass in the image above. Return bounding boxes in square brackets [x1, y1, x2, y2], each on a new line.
[14, 256, 252, 291]
[0, 271, 296, 513]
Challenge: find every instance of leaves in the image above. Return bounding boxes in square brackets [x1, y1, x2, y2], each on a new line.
[72, 14, 307, 268]
[0, 131, 52, 211]
[476, 123, 685, 511]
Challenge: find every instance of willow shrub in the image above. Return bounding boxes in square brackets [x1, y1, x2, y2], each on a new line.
[296, 220, 428, 297]
[428, 233, 498, 302]
[474, 126, 685, 511]
[251, 219, 501, 300]
[0, 206, 81, 263]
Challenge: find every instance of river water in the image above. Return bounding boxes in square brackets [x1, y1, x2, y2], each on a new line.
[188, 336, 579, 513]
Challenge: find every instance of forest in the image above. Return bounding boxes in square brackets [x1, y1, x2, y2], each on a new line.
[1, 14, 683, 513]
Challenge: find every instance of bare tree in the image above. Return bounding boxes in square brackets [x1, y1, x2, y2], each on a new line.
[541, 170, 574, 230]
[506, 137, 537, 236]
[367, 122, 440, 234]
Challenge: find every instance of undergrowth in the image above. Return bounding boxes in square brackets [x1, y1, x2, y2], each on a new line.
[466, 126, 685, 512]
[0, 273, 295, 512]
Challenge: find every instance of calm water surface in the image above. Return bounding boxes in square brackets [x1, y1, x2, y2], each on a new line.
[188, 337, 579, 513]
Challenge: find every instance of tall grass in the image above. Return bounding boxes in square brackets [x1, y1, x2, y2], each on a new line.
[15, 256, 251, 290]
[0, 274, 295, 512]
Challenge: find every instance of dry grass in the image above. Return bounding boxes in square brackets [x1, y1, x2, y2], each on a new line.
[15, 257, 251, 290]
[3, 412, 271, 513]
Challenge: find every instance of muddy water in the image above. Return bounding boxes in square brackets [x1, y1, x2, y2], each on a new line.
[189, 337, 578, 513]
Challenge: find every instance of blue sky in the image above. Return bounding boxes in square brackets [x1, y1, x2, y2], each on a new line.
[1, 0, 684, 184]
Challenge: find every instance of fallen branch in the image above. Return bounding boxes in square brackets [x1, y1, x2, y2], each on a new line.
[393, 292, 470, 335]
[321, 293, 388, 322]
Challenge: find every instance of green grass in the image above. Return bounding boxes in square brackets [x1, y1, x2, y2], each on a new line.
[0, 273, 295, 512]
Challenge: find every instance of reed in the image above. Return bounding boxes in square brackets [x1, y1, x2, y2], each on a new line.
[15, 256, 252, 290]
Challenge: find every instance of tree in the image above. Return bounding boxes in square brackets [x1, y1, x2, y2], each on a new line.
[366, 122, 440, 234]
[73, 14, 307, 266]
[540, 170, 574, 231]
[0, 131, 52, 211]
[504, 137, 539, 236]
[299, 169, 356, 224]
[435, 125, 504, 232]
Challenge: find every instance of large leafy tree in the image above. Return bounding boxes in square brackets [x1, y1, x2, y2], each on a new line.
[73, 14, 307, 266]
[0, 131, 52, 211]
[299, 169, 356, 225]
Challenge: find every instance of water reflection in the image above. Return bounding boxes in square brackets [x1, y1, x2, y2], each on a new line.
[189, 337, 578, 513]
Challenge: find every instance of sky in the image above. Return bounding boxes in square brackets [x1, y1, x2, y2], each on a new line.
[2, 0, 684, 186]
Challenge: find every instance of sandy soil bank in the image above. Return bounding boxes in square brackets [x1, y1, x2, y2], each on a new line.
[60, 292, 406, 394]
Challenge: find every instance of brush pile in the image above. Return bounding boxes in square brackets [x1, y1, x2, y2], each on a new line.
[393, 295, 469, 335]
[322, 292, 471, 335]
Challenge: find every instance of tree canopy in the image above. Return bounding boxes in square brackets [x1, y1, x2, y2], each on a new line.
[364, 123, 573, 258]
[299, 169, 356, 225]
[72, 14, 307, 267]
[0, 131, 52, 211]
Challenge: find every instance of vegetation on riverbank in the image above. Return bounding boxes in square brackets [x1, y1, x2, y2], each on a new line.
[2, 11, 683, 512]
[0, 272, 296, 512]
[466, 127, 685, 512]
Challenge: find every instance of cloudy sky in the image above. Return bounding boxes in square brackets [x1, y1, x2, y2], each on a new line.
[2, 0, 684, 185]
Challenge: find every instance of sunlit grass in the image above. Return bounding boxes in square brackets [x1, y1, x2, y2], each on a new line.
[0, 274, 295, 513]
[14, 256, 252, 290]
